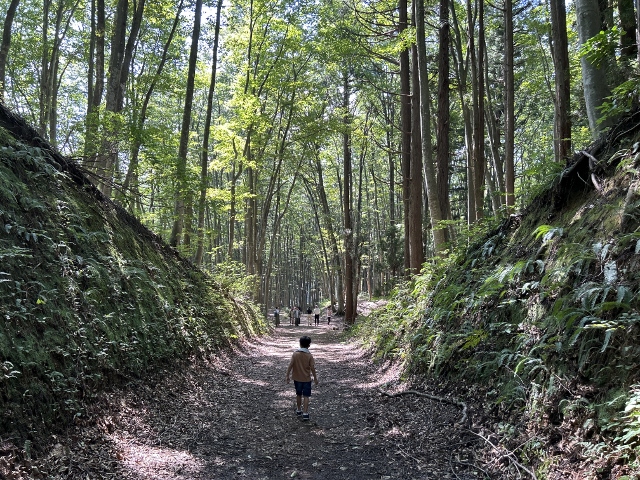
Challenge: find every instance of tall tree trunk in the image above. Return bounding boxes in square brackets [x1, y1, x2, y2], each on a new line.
[504, 0, 516, 207]
[436, 0, 453, 242]
[84, 0, 104, 169]
[343, 72, 356, 325]
[399, 0, 411, 274]
[473, 0, 486, 220]
[122, 0, 184, 212]
[484, 47, 505, 214]
[618, 0, 636, 63]
[465, 0, 477, 224]
[95, 0, 127, 194]
[550, 0, 571, 163]
[99, 0, 146, 198]
[314, 148, 343, 317]
[450, 1, 474, 225]
[39, 0, 51, 137]
[416, 0, 447, 253]
[576, 0, 613, 138]
[636, 0, 640, 64]
[0, 0, 20, 102]
[195, 0, 223, 266]
[410, 41, 424, 271]
[170, 0, 202, 247]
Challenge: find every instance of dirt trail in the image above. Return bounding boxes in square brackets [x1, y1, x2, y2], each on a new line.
[34, 318, 486, 479]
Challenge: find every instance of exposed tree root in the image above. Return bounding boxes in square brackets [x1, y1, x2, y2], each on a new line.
[379, 389, 468, 427]
[581, 150, 603, 193]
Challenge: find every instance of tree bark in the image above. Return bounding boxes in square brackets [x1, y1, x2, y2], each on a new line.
[416, 0, 446, 254]
[399, 0, 411, 274]
[315, 148, 343, 317]
[410, 41, 424, 271]
[0, 0, 20, 102]
[618, 0, 636, 63]
[576, 0, 613, 138]
[170, 0, 202, 247]
[343, 72, 356, 325]
[550, 0, 571, 163]
[636, 0, 640, 64]
[504, 0, 516, 207]
[122, 0, 184, 212]
[436, 0, 453, 242]
[195, 0, 223, 266]
[473, 0, 486, 221]
[84, 0, 104, 169]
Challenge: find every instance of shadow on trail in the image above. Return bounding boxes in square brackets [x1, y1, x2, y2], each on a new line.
[58, 320, 484, 480]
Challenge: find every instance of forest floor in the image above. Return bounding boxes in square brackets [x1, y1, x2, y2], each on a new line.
[7, 312, 493, 480]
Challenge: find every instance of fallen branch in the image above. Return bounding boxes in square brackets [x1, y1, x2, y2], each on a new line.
[467, 429, 537, 480]
[379, 389, 468, 426]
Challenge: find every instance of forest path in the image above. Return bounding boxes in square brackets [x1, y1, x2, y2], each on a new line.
[44, 317, 486, 479]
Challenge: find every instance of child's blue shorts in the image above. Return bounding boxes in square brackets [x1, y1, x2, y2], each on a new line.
[294, 380, 312, 397]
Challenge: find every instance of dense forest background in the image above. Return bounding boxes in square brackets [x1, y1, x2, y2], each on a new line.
[2, 0, 638, 320]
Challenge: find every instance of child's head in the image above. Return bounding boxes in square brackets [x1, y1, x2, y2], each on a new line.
[299, 336, 311, 348]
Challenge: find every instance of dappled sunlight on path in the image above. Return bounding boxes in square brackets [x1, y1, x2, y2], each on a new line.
[40, 318, 484, 479]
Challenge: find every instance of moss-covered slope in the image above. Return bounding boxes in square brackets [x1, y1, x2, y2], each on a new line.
[0, 106, 267, 440]
[355, 111, 640, 475]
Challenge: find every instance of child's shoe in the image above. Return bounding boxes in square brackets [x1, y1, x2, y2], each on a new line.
[296, 409, 302, 416]
[302, 413, 310, 421]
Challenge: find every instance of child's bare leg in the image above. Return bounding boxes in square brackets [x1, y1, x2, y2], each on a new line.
[302, 396, 310, 413]
[296, 395, 302, 410]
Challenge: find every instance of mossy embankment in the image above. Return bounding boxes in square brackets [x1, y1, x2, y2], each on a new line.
[355, 112, 640, 476]
[0, 106, 268, 442]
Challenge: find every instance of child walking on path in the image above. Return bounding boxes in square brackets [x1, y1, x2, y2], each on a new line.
[285, 336, 319, 421]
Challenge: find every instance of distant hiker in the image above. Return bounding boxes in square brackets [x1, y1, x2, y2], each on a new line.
[294, 306, 301, 326]
[326, 305, 332, 325]
[285, 335, 319, 421]
[313, 305, 320, 326]
[290, 306, 294, 325]
[274, 306, 280, 327]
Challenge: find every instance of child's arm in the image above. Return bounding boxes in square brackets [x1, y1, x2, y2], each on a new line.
[311, 364, 318, 385]
[285, 359, 293, 383]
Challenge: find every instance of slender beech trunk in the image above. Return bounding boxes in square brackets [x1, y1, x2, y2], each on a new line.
[576, 0, 613, 137]
[343, 72, 356, 325]
[399, 0, 411, 274]
[99, 0, 146, 198]
[123, 0, 184, 211]
[0, 0, 20, 102]
[85, 0, 104, 168]
[315, 148, 343, 316]
[39, 0, 51, 137]
[195, 0, 223, 266]
[170, 0, 202, 247]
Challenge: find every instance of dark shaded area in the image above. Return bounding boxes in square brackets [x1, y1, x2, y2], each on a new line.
[0, 106, 266, 450]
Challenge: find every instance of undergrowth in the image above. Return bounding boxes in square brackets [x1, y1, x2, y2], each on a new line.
[0, 128, 268, 443]
[353, 133, 640, 476]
